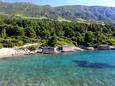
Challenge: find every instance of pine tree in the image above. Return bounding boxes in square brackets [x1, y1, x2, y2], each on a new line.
[47, 33, 57, 47]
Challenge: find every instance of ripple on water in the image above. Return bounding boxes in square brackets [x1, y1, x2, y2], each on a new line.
[0, 50, 115, 86]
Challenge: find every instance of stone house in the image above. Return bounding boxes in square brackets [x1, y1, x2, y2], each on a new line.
[42, 47, 59, 54]
[97, 45, 111, 50]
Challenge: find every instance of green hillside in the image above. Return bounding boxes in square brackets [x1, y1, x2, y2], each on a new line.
[0, 15, 115, 48]
[0, 2, 115, 23]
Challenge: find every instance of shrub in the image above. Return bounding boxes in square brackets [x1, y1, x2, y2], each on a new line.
[3, 43, 15, 47]
[0, 43, 3, 48]
[0, 38, 4, 43]
[2, 38, 20, 47]
[26, 46, 38, 51]
[57, 38, 75, 46]
[17, 41, 24, 46]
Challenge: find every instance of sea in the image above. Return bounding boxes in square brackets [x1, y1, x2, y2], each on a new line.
[0, 50, 115, 86]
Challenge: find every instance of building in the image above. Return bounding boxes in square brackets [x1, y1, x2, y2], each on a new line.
[78, 45, 87, 49]
[42, 47, 59, 54]
[86, 47, 95, 50]
[110, 46, 115, 50]
[61, 46, 76, 52]
[97, 45, 111, 50]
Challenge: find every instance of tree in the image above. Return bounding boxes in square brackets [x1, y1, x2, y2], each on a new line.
[84, 31, 94, 46]
[0, 28, 6, 38]
[25, 27, 36, 38]
[47, 33, 57, 47]
[17, 27, 25, 36]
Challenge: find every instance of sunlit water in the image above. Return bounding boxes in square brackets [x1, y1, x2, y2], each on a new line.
[0, 50, 115, 86]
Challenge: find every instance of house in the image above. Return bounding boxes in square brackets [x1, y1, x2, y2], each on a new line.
[86, 47, 95, 50]
[61, 46, 76, 52]
[97, 45, 111, 50]
[42, 47, 59, 54]
[78, 45, 87, 49]
[110, 46, 115, 50]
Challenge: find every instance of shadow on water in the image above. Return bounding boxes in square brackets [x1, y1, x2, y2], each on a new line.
[72, 60, 115, 69]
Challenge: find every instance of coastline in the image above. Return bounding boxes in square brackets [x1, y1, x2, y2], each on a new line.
[0, 48, 39, 59]
[0, 44, 115, 59]
[0, 46, 84, 59]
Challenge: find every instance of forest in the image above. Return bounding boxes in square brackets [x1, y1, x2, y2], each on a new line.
[0, 15, 115, 48]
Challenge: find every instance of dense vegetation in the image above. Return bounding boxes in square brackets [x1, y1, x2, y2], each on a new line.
[0, 15, 115, 48]
[0, 2, 115, 22]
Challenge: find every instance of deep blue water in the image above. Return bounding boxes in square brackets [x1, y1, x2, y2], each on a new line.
[0, 50, 115, 86]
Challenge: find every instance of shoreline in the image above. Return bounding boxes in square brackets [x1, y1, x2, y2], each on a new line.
[0, 48, 114, 59]
[0, 46, 85, 58]
[0, 48, 39, 59]
[0, 45, 115, 59]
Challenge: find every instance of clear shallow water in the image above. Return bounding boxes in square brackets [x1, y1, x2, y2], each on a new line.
[0, 50, 115, 86]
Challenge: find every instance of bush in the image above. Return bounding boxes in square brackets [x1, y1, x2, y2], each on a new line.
[17, 41, 24, 46]
[3, 43, 15, 47]
[0, 43, 3, 48]
[108, 38, 115, 45]
[26, 45, 38, 51]
[2, 38, 21, 47]
[22, 37, 38, 43]
[0, 38, 4, 42]
[57, 38, 75, 46]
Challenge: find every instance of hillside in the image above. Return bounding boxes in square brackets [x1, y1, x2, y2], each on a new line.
[0, 2, 115, 22]
[0, 15, 115, 48]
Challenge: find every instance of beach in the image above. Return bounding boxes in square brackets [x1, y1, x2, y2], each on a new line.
[0, 43, 84, 58]
[0, 44, 114, 58]
[0, 48, 39, 58]
[0, 48, 24, 58]
[0, 43, 42, 58]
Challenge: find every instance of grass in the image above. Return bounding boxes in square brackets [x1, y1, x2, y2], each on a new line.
[0, 43, 3, 48]
[0, 12, 48, 20]
[0, 12, 9, 16]
[15, 14, 48, 20]
[57, 17, 71, 22]
[0, 12, 5, 14]
[76, 18, 87, 23]
[108, 38, 115, 45]
[57, 38, 75, 46]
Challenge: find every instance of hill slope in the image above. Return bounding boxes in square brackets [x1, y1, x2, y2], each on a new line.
[0, 2, 115, 22]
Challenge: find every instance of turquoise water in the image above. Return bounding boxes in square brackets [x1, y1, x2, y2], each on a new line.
[0, 50, 115, 86]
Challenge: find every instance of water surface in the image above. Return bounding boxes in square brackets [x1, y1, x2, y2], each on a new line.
[0, 50, 115, 86]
